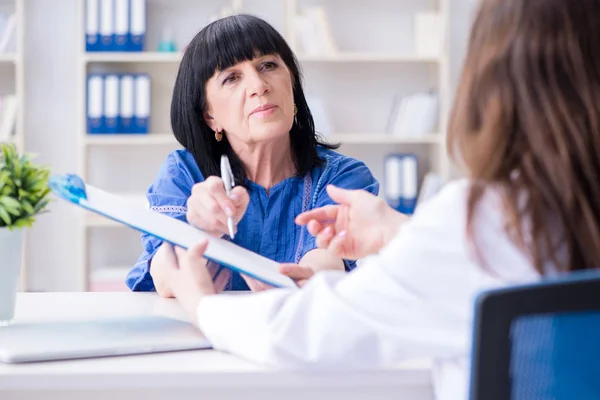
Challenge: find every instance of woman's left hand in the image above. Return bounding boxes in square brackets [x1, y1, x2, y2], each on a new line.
[241, 264, 316, 292]
[162, 240, 217, 324]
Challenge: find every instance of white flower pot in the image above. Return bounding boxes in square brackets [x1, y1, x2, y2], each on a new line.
[0, 227, 24, 326]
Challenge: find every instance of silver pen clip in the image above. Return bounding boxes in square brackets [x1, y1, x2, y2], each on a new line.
[220, 155, 236, 239]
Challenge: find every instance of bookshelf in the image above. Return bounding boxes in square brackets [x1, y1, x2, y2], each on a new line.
[0, 0, 24, 153]
[0, 0, 26, 289]
[75, 0, 451, 292]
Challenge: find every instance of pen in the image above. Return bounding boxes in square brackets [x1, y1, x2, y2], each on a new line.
[220, 154, 236, 239]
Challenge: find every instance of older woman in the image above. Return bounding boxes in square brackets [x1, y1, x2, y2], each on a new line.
[126, 14, 379, 295]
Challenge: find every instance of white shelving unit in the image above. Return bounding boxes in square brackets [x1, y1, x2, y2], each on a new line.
[75, 0, 451, 292]
[0, 0, 24, 151]
[0, 0, 26, 289]
[0, 0, 24, 149]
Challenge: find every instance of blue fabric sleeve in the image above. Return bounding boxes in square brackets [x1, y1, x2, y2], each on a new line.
[300, 155, 379, 271]
[125, 154, 196, 291]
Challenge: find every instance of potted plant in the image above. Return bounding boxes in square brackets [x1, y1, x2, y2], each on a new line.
[0, 143, 51, 325]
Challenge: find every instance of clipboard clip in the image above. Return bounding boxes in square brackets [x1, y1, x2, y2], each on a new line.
[48, 174, 88, 204]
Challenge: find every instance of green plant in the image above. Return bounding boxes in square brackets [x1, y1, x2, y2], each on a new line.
[0, 143, 51, 230]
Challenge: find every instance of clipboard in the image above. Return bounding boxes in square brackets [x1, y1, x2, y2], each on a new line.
[48, 174, 298, 289]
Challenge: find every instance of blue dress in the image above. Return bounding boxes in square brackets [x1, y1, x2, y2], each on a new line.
[126, 146, 379, 291]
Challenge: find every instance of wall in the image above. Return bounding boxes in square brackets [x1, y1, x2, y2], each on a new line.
[23, 0, 478, 292]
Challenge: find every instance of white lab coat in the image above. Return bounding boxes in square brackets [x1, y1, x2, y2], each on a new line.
[196, 179, 545, 400]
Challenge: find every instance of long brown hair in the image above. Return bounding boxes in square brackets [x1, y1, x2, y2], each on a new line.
[448, 0, 600, 274]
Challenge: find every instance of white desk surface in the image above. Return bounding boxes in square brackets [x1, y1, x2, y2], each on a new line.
[0, 292, 434, 400]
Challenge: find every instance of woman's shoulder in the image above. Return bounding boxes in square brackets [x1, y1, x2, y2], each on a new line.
[316, 145, 358, 165]
[312, 145, 380, 196]
[158, 149, 205, 183]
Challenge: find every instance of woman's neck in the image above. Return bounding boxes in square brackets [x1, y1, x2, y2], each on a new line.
[230, 136, 296, 191]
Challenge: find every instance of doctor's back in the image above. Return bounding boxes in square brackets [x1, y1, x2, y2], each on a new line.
[422, 0, 600, 396]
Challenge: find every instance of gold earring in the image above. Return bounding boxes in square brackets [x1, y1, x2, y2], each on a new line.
[294, 104, 297, 115]
[215, 129, 223, 142]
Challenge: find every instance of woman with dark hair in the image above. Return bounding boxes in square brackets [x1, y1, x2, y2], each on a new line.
[126, 14, 379, 295]
[160, 1, 600, 399]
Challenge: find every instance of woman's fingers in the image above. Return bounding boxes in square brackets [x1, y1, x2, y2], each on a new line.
[187, 194, 229, 234]
[229, 186, 250, 222]
[203, 177, 236, 218]
[295, 205, 339, 225]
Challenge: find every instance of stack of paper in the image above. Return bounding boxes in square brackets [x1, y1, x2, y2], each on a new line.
[0, 13, 15, 54]
[0, 95, 18, 143]
[386, 91, 439, 138]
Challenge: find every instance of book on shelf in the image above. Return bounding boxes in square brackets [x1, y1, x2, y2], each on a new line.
[306, 95, 334, 138]
[209, 0, 245, 23]
[294, 6, 337, 56]
[386, 91, 439, 138]
[0, 12, 15, 54]
[0, 95, 18, 143]
[414, 12, 445, 58]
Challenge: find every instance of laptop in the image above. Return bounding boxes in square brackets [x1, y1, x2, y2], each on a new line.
[0, 315, 212, 363]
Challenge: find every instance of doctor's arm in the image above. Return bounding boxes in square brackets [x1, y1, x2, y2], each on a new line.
[165, 184, 478, 369]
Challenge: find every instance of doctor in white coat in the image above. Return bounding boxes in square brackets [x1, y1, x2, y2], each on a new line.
[159, 0, 600, 399]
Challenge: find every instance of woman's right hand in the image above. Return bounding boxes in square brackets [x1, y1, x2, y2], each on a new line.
[295, 185, 409, 260]
[186, 176, 250, 237]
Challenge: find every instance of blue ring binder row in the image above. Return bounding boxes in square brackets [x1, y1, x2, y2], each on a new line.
[87, 73, 151, 134]
[384, 153, 419, 215]
[85, 0, 146, 52]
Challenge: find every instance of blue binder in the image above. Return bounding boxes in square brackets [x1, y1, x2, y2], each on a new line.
[103, 74, 120, 133]
[99, 0, 115, 51]
[87, 74, 104, 134]
[85, 0, 100, 52]
[48, 174, 297, 289]
[129, 0, 146, 51]
[113, 0, 130, 51]
[133, 74, 150, 133]
[384, 153, 419, 215]
[119, 74, 135, 133]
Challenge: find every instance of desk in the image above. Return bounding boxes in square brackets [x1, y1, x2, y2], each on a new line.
[0, 292, 434, 400]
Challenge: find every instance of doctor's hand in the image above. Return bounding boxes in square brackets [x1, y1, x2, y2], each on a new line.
[162, 240, 218, 325]
[150, 243, 230, 298]
[295, 185, 409, 259]
[186, 176, 249, 237]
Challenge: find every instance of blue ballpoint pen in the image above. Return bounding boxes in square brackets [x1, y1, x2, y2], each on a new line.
[220, 154, 236, 239]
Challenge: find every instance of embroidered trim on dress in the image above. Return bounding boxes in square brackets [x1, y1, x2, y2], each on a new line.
[294, 173, 313, 264]
[150, 205, 187, 214]
[311, 155, 330, 208]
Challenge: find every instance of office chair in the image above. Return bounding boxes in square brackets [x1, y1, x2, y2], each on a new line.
[469, 270, 600, 400]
